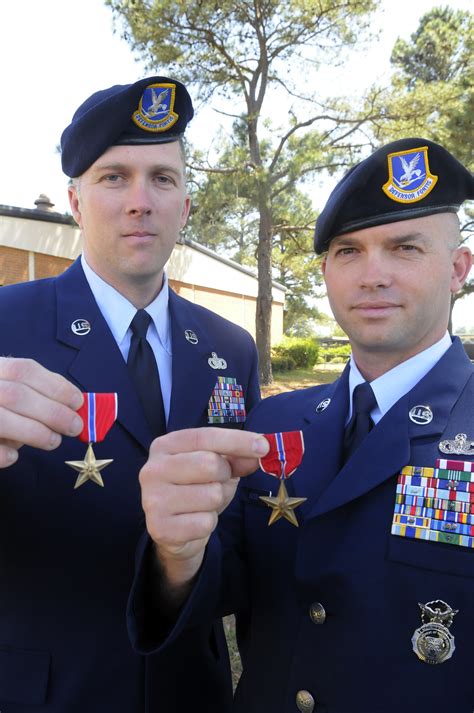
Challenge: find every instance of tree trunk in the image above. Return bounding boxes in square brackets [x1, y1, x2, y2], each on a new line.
[256, 181, 273, 385]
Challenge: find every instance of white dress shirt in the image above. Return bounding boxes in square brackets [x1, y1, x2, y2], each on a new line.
[80, 254, 172, 421]
[347, 332, 452, 425]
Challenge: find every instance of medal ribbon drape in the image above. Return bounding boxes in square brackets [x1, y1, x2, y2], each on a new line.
[127, 309, 166, 438]
[65, 392, 118, 489]
[259, 431, 307, 527]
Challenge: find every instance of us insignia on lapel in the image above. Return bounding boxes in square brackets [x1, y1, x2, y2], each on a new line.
[391, 461, 474, 549]
[207, 376, 246, 424]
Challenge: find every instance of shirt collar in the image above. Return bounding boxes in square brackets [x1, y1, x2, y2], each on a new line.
[348, 332, 452, 424]
[80, 254, 171, 353]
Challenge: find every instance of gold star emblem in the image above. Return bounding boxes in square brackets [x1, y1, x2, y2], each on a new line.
[65, 443, 113, 489]
[259, 480, 307, 527]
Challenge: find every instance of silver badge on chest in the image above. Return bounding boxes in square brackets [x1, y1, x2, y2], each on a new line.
[439, 433, 474, 455]
[412, 600, 458, 665]
[208, 352, 227, 369]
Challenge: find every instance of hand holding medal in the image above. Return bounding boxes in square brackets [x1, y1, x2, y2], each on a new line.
[259, 431, 306, 527]
[65, 393, 117, 489]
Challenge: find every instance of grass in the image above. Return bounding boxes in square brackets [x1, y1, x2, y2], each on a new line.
[224, 362, 344, 689]
[261, 363, 344, 397]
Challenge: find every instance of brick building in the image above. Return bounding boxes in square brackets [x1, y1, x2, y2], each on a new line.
[0, 197, 286, 343]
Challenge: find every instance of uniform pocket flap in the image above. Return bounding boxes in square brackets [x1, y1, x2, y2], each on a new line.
[0, 647, 50, 704]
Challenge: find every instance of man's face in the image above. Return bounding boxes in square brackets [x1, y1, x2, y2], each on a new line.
[322, 214, 472, 370]
[68, 141, 190, 297]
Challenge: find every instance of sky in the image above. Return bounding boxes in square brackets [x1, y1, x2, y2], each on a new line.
[1, 0, 472, 328]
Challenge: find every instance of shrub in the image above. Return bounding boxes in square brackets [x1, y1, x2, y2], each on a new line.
[317, 343, 352, 363]
[271, 354, 296, 372]
[272, 337, 319, 369]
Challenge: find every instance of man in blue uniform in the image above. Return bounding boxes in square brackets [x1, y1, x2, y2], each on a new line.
[0, 77, 259, 711]
[131, 138, 474, 712]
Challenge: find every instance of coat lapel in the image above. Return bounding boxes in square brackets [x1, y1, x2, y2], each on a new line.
[167, 291, 228, 431]
[311, 339, 474, 518]
[292, 366, 350, 519]
[55, 260, 152, 450]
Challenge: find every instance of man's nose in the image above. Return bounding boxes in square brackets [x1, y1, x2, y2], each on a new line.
[359, 253, 392, 289]
[126, 180, 152, 216]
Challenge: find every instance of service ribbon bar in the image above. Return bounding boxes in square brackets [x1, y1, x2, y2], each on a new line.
[77, 393, 118, 444]
[392, 460, 474, 549]
[260, 431, 304, 480]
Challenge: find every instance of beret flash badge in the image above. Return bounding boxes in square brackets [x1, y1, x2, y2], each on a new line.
[132, 83, 178, 133]
[382, 146, 438, 204]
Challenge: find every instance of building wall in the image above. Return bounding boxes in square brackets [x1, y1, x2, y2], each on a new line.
[34, 254, 73, 280]
[171, 280, 284, 344]
[0, 212, 286, 343]
[0, 245, 29, 285]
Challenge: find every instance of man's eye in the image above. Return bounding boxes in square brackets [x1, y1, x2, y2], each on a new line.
[335, 247, 355, 256]
[103, 174, 122, 182]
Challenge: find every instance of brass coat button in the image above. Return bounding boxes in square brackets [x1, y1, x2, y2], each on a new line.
[309, 602, 326, 624]
[296, 689, 315, 712]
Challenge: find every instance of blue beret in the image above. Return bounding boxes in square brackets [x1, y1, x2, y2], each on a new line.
[61, 76, 194, 177]
[314, 138, 474, 254]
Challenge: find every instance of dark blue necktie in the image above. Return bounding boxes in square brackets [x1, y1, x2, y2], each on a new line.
[127, 309, 166, 438]
[343, 381, 377, 462]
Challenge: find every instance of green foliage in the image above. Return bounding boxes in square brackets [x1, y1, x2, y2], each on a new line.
[271, 354, 297, 372]
[391, 7, 472, 86]
[317, 343, 352, 364]
[272, 336, 319, 369]
[373, 7, 473, 170]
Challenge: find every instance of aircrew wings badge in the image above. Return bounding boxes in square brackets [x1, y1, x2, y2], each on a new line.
[258, 431, 306, 527]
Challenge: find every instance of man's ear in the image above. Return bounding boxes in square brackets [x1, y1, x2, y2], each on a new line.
[68, 184, 83, 229]
[451, 246, 472, 293]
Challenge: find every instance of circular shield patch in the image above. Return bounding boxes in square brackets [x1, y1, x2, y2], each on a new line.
[184, 329, 198, 344]
[316, 398, 331, 413]
[71, 319, 91, 336]
[409, 405, 433, 425]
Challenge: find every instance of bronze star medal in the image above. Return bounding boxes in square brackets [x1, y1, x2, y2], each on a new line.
[259, 480, 307, 527]
[65, 393, 117, 489]
[65, 443, 114, 489]
[258, 431, 306, 527]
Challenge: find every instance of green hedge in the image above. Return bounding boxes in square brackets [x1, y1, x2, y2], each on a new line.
[317, 343, 352, 364]
[271, 355, 297, 372]
[272, 337, 319, 370]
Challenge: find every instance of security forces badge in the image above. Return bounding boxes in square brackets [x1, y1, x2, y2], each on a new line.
[132, 83, 179, 133]
[382, 145, 438, 204]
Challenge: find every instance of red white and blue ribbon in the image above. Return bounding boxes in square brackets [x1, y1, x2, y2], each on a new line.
[77, 393, 118, 444]
[259, 431, 304, 480]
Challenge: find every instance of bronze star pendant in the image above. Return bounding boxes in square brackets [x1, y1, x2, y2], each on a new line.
[65, 443, 113, 489]
[259, 480, 307, 527]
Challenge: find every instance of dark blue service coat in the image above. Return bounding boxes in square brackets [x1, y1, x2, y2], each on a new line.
[0, 259, 259, 712]
[130, 338, 474, 713]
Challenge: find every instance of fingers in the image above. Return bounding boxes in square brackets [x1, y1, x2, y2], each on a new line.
[140, 428, 269, 585]
[149, 427, 269, 472]
[0, 358, 83, 409]
[0, 442, 20, 468]
[0, 358, 84, 461]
